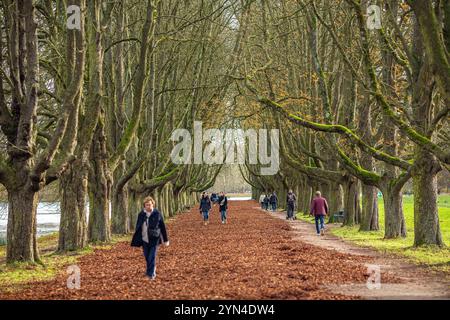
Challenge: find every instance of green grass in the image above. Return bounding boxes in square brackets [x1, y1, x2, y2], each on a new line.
[296, 194, 450, 273]
[0, 232, 131, 292]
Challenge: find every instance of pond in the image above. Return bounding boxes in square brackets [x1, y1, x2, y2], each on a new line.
[0, 202, 63, 243]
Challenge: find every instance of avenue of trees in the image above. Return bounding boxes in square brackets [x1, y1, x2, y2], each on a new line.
[0, 0, 448, 264]
[236, 0, 449, 247]
[0, 0, 238, 263]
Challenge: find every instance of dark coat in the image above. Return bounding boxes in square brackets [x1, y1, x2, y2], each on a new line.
[218, 195, 228, 210]
[286, 192, 297, 208]
[199, 196, 212, 212]
[131, 208, 168, 247]
[269, 194, 278, 204]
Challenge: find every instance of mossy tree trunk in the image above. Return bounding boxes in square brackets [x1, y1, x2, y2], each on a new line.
[412, 149, 443, 246]
[88, 122, 112, 243]
[58, 158, 88, 251]
[6, 182, 39, 263]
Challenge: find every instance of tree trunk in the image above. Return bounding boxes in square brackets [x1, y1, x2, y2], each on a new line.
[327, 182, 343, 215]
[359, 184, 379, 231]
[383, 188, 406, 238]
[58, 159, 88, 251]
[111, 186, 130, 234]
[412, 149, 443, 246]
[6, 186, 39, 263]
[88, 125, 112, 243]
[302, 180, 312, 215]
[128, 190, 140, 232]
[88, 183, 111, 243]
[343, 177, 359, 226]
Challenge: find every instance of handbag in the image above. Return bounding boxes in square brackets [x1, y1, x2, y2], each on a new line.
[145, 213, 161, 239]
[148, 227, 161, 238]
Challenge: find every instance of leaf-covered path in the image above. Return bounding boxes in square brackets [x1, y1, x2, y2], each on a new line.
[0, 200, 403, 300]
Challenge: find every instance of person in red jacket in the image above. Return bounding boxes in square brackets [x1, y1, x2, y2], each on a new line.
[310, 191, 329, 236]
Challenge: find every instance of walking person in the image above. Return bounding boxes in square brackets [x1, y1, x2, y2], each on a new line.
[259, 193, 265, 209]
[263, 194, 270, 211]
[131, 196, 169, 280]
[218, 191, 228, 224]
[199, 192, 212, 225]
[286, 189, 297, 220]
[270, 192, 278, 212]
[310, 191, 329, 236]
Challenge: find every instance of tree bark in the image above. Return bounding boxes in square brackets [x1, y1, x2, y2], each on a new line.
[6, 185, 39, 263]
[58, 158, 88, 251]
[359, 184, 379, 231]
[88, 124, 112, 243]
[382, 187, 406, 238]
[111, 185, 130, 234]
[343, 177, 359, 226]
[111, 160, 130, 235]
[412, 149, 443, 246]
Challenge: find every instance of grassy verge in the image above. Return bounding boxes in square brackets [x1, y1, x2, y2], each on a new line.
[295, 194, 450, 273]
[0, 232, 131, 292]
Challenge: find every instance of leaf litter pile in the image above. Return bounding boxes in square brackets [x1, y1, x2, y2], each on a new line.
[0, 200, 400, 300]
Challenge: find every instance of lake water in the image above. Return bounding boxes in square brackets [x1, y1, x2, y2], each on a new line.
[0, 202, 63, 240]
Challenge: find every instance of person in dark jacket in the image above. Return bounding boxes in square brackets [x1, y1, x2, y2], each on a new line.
[131, 196, 169, 280]
[210, 192, 218, 203]
[199, 192, 212, 225]
[286, 189, 297, 220]
[269, 192, 278, 212]
[217, 191, 228, 224]
[263, 194, 270, 211]
[310, 191, 329, 236]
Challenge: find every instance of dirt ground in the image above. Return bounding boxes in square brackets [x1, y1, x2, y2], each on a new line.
[0, 200, 447, 300]
[269, 208, 450, 299]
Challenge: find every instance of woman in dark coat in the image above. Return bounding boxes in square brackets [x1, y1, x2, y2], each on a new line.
[269, 192, 278, 212]
[217, 191, 228, 224]
[263, 194, 270, 210]
[199, 192, 212, 225]
[131, 196, 169, 280]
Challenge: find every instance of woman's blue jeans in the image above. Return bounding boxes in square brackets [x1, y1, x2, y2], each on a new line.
[142, 242, 158, 277]
[220, 209, 227, 222]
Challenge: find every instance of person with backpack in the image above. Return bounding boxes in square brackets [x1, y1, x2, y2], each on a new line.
[199, 192, 212, 225]
[286, 189, 297, 220]
[218, 191, 228, 224]
[263, 194, 270, 211]
[131, 196, 169, 280]
[310, 191, 329, 236]
[269, 192, 278, 212]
